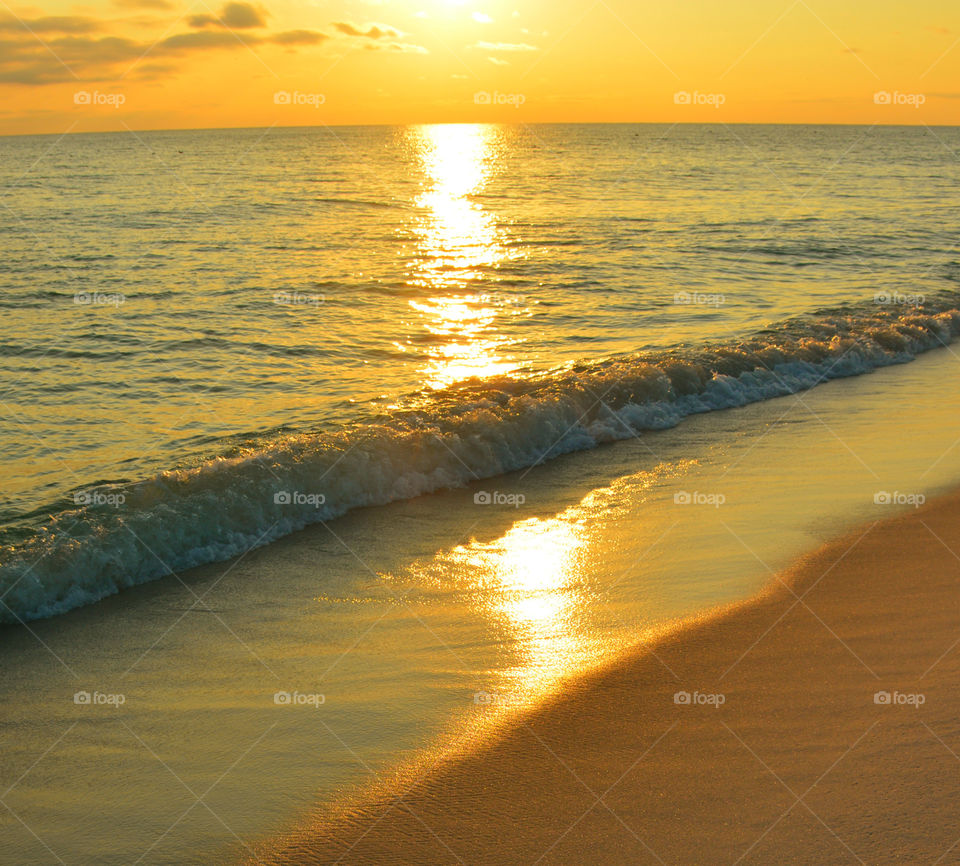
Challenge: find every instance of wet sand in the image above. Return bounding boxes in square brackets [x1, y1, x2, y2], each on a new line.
[259, 488, 960, 865]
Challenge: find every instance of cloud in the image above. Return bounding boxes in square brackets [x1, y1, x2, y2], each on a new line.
[161, 31, 245, 50]
[0, 18, 328, 84]
[362, 41, 427, 54]
[332, 21, 401, 39]
[472, 12, 493, 23]
[163, 27, 328, 50]
[0, 15, 101, 34]
[383, 42, 428, 54]
[112, 0, 173, 9]
[473, 40, 537, 51]
[17, 35, 146, 64]
[270, 29, 328, 45]
[488, 56, 509, 66]
[0, 62, 79, 84]
[219, 2, 266, 28]
[188, 3, 267, 30]
[127, 60, 177, 79]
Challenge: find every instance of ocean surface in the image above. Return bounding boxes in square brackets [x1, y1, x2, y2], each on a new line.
[2, 121, 960, 622]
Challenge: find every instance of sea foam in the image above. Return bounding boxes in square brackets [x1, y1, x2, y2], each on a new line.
[2, 295, 959, 623]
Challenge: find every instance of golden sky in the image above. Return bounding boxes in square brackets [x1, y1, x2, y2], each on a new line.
[1, 0, 959, 134]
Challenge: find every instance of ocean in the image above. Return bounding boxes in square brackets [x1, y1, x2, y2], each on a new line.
[2, 122, 959, 621]
[2, 122, 960, 864]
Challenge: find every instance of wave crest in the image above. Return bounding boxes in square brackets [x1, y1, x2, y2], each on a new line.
[3, 294, 959, 623]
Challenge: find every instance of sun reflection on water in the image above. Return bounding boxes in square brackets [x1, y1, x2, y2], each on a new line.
[402, 124, 526, 389]
[410, 123, 503, 281]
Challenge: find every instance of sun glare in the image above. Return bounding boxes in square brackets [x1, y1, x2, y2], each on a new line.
[403, 124, 523, 388]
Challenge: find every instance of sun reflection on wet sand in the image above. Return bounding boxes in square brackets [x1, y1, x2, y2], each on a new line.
[481, 517, 588, 694]
[389, 471, 675, 707]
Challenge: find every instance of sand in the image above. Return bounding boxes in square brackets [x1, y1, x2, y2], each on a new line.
[259, 490, 960, 865]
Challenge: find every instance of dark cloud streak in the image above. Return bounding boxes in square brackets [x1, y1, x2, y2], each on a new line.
[188, 3, 268, 30]
[332, 21, 401, 40]
[0, 15, 101, 34]
[0, 10, 328, 85]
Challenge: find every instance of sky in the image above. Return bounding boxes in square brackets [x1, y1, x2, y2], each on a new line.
[0, 0, 959, 134]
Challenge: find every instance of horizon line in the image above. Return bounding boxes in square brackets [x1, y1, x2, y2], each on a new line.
[2, 119, 959, 140]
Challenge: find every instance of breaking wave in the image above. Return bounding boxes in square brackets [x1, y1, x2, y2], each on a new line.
[3, 293, 959, 623]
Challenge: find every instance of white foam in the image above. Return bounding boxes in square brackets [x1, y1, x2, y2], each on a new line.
[3, 298, 959, 622]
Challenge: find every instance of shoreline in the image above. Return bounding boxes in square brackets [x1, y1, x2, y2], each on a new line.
[258, 489, 960, 865]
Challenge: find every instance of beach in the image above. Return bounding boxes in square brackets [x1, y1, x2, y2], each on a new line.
[4, 342, 960, 865]
[4, 122, 960, 865]
[261, 489, 960, 865]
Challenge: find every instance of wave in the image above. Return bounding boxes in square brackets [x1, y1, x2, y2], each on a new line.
[313, 197, 403, 210]
[2, 293, 960, 623]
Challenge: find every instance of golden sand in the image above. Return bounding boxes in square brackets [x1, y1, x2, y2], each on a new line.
[260, 490, 960, 864]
